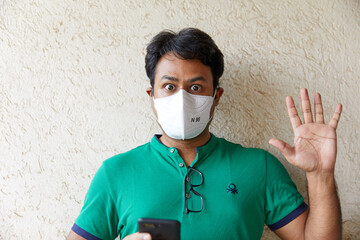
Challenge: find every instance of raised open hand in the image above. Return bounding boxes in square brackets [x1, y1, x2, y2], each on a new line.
[269, 88, 342, 174]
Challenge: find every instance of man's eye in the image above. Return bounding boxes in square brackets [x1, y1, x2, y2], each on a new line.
[165, 84, 175, 91]
[190, 85, 201, 91]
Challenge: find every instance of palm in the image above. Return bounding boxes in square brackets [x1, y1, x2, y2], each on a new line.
[270, 89, 342, 174]
[291, 124, 337, 172]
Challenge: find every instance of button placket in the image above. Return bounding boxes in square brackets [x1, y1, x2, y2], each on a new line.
[168, 148, 185, 169]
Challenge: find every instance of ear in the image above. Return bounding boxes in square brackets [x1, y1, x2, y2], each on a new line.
[214, 87, 224, 106]
[146, 87, 153, 98]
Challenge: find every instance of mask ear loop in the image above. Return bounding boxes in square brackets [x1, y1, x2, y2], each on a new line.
[208, 88, 218, 122]
[213, 88, 217, 98]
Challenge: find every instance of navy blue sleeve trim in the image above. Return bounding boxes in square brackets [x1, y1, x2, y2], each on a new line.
[268, 202, 308, 231]
[72, 223, 102, 240]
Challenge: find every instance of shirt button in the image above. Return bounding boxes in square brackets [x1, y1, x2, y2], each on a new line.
[186, 193, 191, 198]
[170, 148, 175, 153]
[179, 163, 184, 168]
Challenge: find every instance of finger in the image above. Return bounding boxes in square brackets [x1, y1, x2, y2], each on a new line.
[269, 139, 295, 160]
[286, 96, 302, 131]
[300, 88, 313, 123]
[124, 232, 152, 240]
[329, 103, 342, 129]
[314, 92, 324, 124]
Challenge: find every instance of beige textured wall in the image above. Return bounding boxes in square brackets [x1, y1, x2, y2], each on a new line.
[1, 0, 359, 239]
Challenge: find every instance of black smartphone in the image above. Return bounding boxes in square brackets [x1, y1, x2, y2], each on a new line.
[138, 218, 180, 240]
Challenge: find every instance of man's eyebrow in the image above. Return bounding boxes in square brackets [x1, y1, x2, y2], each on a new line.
[160, 75, 179, 82]
[160, 75, 208, 82]
[188, 76, 207, 83]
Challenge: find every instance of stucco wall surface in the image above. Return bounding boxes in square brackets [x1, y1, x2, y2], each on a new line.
[0, 0, 359, 239]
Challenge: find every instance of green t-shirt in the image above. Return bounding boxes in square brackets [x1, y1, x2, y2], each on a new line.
[73, 134, 306, 240]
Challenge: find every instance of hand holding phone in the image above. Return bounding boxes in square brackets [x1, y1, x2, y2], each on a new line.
[138, 218, 180, 240]
[123, 232, 151, 240]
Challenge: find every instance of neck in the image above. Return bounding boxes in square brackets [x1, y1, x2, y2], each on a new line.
[159, 129, 211, 166]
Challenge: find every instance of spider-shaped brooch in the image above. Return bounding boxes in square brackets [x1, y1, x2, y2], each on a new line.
[226, 183, 238, 194]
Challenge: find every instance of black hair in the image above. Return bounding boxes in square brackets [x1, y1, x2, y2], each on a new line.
[145, 28, 224, 91]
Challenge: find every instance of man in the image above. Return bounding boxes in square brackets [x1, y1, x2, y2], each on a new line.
[67, 28, 342, 240]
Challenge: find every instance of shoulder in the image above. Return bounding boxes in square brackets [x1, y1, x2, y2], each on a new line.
[215, 136, 288, 174]
[212, 137, 277, 177]
[101, 141, 151, 172]
[216, 136, 269, 159]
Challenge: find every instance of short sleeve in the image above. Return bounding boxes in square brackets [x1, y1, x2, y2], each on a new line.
[264, 151, 306, 227]
[74, 164, 119, 240]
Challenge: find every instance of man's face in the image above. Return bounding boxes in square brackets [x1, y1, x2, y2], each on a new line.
[146, 52, 223, 138]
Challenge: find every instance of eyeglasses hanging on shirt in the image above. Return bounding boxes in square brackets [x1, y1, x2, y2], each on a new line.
[184, 167, 204, 214]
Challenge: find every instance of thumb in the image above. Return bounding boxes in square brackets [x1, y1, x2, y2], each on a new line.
[269, 139, 295, 160]
[124, 232, 152, 240]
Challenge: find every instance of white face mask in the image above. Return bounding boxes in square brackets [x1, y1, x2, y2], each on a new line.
[153, 89, 216, 140]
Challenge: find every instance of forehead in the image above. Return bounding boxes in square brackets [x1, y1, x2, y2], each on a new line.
[154, 52, 213, 82]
